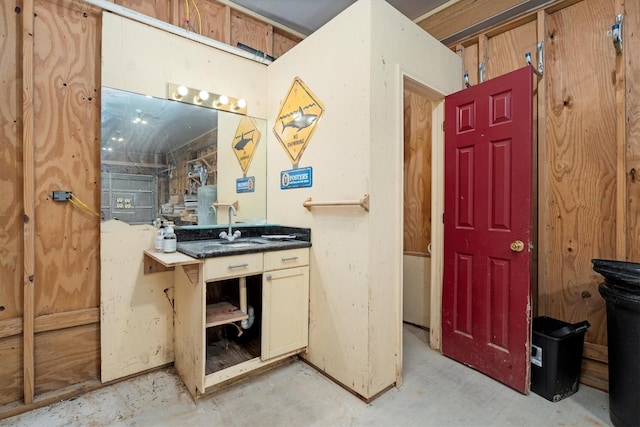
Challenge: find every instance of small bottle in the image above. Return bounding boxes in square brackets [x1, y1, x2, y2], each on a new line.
[153, 218, 164, 252]
[155, 227, 164, 252]
[163, 223, 177, 253]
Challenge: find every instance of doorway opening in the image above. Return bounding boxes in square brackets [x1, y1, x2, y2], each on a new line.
[399, 74, 446, 386]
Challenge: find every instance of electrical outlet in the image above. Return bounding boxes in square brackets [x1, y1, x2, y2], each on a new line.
[52, 191, 72, 201]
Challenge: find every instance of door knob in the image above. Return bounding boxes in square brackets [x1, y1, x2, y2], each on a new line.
[510, 240, 525, 252]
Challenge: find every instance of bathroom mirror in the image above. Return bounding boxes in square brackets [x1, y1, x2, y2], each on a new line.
[100, 87, 267, 226]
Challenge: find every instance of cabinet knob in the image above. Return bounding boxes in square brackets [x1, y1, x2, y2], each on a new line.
[266, 274, 272, 280]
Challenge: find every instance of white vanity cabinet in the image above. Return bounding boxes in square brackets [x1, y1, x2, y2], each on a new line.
[262, 248, 310, 360]
[172, 247, 310, 399]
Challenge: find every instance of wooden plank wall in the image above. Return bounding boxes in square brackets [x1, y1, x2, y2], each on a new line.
[0, 0, 24, 406]
[115, 0, 301, 58]
[627, 1, 640, 262]
[31, 0, 102, 396]
[545, 0, 615, 390]
[0, 0, 301, 417]
[403, 90, 432, 255]
[433, 0, 634, 391]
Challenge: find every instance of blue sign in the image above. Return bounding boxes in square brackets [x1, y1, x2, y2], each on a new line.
[236, 176, 255, 193]
[281, 167, 313, 190]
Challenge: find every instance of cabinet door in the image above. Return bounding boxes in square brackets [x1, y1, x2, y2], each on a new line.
[174, 264, 205, 397]
[261, 266, 309, 360]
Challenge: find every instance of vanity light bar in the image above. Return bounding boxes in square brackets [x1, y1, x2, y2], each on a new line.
[168, 83, 248, 115]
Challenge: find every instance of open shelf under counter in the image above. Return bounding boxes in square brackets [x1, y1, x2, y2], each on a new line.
[206, 302, 248, 328]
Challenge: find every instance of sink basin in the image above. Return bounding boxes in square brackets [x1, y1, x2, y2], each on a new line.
[200, 245, 223, 251]
[216, 242, 262, 248]
[220, 237, 269, 245]
[193, 238, 270, 251]
[176, 235, 305, 259]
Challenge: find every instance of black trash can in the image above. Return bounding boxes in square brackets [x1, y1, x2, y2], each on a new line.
[530, 316, 590, 402]
[594, 259, 640, 427]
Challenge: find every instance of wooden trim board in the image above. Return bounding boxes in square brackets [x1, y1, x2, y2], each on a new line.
[22, 0, 35, 406]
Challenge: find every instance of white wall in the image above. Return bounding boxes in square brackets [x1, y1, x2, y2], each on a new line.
[266, 0, 461, 398]
[403, 255, 431, 327]
[102, 13, 268, 118]
[368, 0, 461, 392]
[100, 220, 174, 381]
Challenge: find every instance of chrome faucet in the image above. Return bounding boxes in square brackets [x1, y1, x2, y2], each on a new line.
[219, 205, 241, 241]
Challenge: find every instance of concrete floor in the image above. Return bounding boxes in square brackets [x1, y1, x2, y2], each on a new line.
[2, 324, 611, 426]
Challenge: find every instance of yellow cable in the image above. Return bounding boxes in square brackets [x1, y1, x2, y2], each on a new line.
[68, 198, 94, 216]
[69, 194, 100, 217]
[69, 198, 100, 217]
[191, 0, 202, 34]
[70, 194, 92, 210]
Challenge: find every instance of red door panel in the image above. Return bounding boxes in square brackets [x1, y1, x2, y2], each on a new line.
[443, 66, 533, 394]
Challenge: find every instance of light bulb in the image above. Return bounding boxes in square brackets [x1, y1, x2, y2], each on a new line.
[198, 90, 210, 101]
[217, 95, 229, 106]
[177, 86, 189, 97]
[236, 99, 247, 109]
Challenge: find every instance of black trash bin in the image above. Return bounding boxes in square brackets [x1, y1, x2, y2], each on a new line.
[593, 258, 640, 427]
[530, 316, 590, 402]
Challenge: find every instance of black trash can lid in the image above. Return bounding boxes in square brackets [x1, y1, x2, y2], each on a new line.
[533, 316, 590, 338]
[592, 259, 640, 294]
[548, 320, 590, 338]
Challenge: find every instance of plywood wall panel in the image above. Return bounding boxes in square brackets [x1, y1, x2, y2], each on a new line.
[545, 0, 615, 346]
[0, 336, 23, 405]
[178, 0, 229, 43]
[626, 0, 640, 262]
[114, 0, 172, 22]
[32, 0, 100, 315]
[487, 21, 536, 78]
[0, 0, 23, 320]
[461, 43, 479, 86]
[34, 324, 99, 395]
[230, 10, 272, 56]
[403, 90, 432, 255]
[273, 30, 300, 59]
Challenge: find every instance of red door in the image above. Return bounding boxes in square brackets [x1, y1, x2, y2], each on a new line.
[442, 66, 533, 393]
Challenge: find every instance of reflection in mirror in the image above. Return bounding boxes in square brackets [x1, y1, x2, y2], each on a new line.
[100, 87, 266, 226]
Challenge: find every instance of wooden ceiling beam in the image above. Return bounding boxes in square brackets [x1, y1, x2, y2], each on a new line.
[416, 0, 524, 41]
[416, 0, 585, 46]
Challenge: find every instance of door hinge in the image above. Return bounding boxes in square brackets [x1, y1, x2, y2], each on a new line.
[442, 213, 445, 223]
[442, 121, 445, 131]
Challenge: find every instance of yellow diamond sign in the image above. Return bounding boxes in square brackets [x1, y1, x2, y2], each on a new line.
[273, 77, 324, 165]
[232, 116, 262, 175]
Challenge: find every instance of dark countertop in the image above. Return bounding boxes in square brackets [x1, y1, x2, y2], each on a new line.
[177, 237, 311, 259]
[175, 225, 311, 259]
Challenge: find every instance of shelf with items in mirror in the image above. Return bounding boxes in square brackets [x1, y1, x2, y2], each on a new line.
[186, 151, 217, 195]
